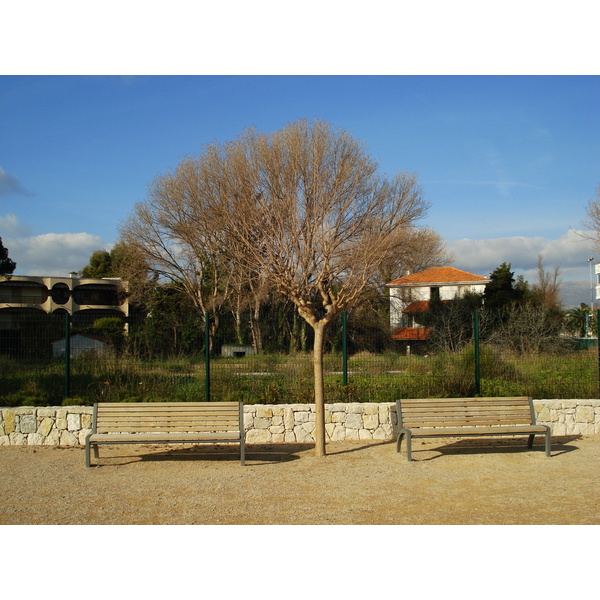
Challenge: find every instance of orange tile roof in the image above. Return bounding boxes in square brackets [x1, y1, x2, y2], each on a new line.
[387, 266, 489, 286]
[402, 300, 430, 313]
[391, 327, 431, 340]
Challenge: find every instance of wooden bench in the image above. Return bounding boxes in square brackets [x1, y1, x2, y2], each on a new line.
[395, 396, 551, 461]
[85, 402, 245, 467]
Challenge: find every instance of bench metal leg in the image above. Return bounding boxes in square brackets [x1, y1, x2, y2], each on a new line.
[527, 434, 535, 449]
[85, 435, 92, 468]
[545, 428, 552, 457]
[397, 429, 412, 461]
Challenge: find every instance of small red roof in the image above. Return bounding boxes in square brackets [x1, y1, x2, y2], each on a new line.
[402, 301, 430, 313]
[387, 266, 489, 286]
[391, 327, 431, 340]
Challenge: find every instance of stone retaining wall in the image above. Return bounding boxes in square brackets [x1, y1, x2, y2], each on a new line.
[1, 400, 599, 446]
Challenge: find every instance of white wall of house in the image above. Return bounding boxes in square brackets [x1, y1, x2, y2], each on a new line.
[389, 282, 487, 329]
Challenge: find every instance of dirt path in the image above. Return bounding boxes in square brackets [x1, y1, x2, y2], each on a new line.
[1, 435, 599, 525]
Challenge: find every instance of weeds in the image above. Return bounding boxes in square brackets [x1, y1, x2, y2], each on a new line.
[1, 348, 597, 406]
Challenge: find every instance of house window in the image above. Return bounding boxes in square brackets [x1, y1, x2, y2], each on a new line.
[430, 287, 440, 302]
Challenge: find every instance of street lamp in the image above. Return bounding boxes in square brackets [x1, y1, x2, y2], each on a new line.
[587, 258, 595, 338]
[588, 258, 595, 311]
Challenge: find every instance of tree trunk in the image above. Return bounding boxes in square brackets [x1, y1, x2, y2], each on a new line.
[250, 303, 262, 353]
[233, 308, 243, 345]
[312, 320, 327, 457]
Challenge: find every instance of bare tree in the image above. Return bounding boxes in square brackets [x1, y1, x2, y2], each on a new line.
[211, 119, 429, 456]
[377, 226, 452, 288]
[585, 185, 600, 236]
[533, 254, 561, 310]
[119, 158, 240, 347]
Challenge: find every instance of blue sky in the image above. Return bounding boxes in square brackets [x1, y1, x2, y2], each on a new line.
[1, 75, 599, 306]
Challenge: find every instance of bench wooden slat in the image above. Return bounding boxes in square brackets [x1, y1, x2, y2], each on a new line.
[85, 402, 246, 467]
[396, 396, 551, 461]
[90, 432, 241, 442]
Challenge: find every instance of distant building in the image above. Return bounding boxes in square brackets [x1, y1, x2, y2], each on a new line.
[52, 334, 111, 358]
[0, 274, 128, 358]
[221, 345, 255, 358]
[0, 274, 128, 319]
[385, 267, 489, 347]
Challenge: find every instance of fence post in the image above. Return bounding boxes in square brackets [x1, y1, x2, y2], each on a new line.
[205, 312, 210, 402]
[64, 312, 71, 398]
[473, 309, 481, 395]
[342, 311, 348, 386]
[596, 309, 600, 398]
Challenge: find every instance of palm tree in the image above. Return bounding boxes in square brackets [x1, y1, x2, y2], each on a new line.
[566, 304, 592, 338]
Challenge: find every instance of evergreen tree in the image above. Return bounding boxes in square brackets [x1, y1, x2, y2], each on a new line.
[0, 236, 16, 276]
[483, 262, 523, 310]
[81, 250, 114, 278]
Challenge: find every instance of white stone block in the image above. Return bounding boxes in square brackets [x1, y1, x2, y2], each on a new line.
[284, 408, 294, 430]
[330, 425, 346, 441]
[345, 413, 363, 429]
[363, 413, 379, 430]
[246, 429, 272, 444]
[67, 414, 81, 431]
[60, 430, 79, 446]
[331, 411, 346, 423]
[256, 406, 273, 418]
[294, 426, 314, 442]
[576, 406, 595, 423]
[78, 429, 92, 444]
[27, 433, 45, 445]
[20, 414, 37, 434]
[37, 417, 54, 437]
[38, 408, 56, 418]
[294, 411, 310, 424]
[44, 430, 61, 445]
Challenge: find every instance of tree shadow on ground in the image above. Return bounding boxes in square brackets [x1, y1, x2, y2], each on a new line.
[325, 440, 395, 456]
[134, 443, 312, 465]
[94, 440, 395, 467]
[409, 435, 582, 461]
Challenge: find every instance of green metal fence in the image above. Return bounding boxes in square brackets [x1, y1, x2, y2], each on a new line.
[1, 309, 598, 406]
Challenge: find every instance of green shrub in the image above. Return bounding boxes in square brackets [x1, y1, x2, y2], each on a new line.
[62, 396, 92, 406]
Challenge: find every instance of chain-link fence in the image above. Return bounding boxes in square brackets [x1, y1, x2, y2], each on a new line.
[1, 306, 598, 407]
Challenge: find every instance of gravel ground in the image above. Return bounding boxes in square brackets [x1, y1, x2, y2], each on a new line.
[1, 435, 599, 525]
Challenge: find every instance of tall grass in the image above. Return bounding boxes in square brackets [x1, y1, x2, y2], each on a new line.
[0, 347, 597, 407]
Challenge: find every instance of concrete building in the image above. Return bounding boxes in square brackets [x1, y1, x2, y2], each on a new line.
[0, 274, 128, 357]
[0, 274, 128, 319]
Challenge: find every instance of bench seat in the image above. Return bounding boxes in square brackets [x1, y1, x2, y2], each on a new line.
[395, 397, 551, 461]
[85, 401, 245, 467]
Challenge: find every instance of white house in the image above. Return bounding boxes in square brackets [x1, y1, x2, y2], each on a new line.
[385, 266, 490, 342]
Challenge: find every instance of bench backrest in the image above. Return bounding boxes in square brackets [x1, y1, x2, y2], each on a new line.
[396, 397, 536, 429]
[93, 402, 243, 435]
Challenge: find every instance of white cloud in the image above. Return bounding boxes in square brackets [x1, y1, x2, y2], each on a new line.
[5, 232, 109, 276]
[447, 229, 596, 280]
[0, 214, 32, 237]
[447, 228, 598, 308]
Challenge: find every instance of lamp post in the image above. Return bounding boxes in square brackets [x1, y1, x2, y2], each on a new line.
[588, 258, 595, 309]
[587, 258, 595, 337]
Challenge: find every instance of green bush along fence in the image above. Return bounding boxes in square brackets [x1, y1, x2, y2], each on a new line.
[0, 309, 598, 407]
